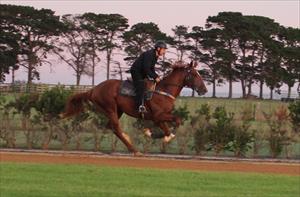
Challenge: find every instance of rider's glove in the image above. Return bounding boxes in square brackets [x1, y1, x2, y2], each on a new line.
[155, 77, 161, 83]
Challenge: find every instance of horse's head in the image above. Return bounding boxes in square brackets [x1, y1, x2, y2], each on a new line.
[172, 61, 208, 95]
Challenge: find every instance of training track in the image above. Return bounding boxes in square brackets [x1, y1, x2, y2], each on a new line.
[0, 149, 299, 176]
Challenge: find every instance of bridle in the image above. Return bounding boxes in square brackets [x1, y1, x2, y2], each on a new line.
[159, 67, 197, 89]
[152, 67, 199, 100]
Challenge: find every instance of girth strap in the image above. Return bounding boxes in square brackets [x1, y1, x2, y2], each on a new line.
[153, 90, 176, 100]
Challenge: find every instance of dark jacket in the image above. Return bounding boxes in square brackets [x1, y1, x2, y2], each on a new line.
[130, 49, 158, 79]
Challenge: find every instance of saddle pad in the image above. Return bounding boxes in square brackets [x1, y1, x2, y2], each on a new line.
[119, 80, 153, 100]
[119, 80, 136, 96]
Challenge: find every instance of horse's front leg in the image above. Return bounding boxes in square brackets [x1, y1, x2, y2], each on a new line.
[172, 115, 182, 128]
[152, 111, 182, 127]
[142, 110, 180, 142]
[158, 122, 176, 143]
[143, 119, 176, 142]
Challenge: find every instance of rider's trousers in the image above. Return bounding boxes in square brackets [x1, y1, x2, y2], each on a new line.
[130, 70, 145, 108]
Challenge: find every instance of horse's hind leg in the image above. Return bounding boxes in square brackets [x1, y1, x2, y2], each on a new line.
[153, 111, 182, 128]
[93, 101, 140, 156]
[105, 109, 123, 129]
[107, 112, 142, 156]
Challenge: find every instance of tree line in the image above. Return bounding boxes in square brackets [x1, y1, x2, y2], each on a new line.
[0, 4, 299, 99]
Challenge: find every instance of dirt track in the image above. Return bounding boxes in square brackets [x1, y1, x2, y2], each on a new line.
[1, 151, 299, 176]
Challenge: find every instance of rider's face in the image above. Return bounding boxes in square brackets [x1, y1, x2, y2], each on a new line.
[157, 48, 166, 56]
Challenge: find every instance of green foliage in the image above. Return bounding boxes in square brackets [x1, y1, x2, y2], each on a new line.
[0, 4, 299, 98]
[227, 105, 255, 157]
[288, 100, 300, 133]
[8, 94, 39, 117]
[35, 86, 72, 120]
[0, 4, 65, 83]
[0, 5, 21, 82]
[88, 111, 109, 129]
[195, 103, 211, 120]
[0, 95, 15, 147]
[227, 128, 253, 157]
[5, 94, 40, 148]
[192, 105, 236, 155]
[123, 22, 170, 61]
[173, 104, 190, 124]
[80, 13, 129, 81]
[0, 30, 20, 82]
[192, 104, 211, 154]
[208, 106, 235, 154]
[171, 25, 191, 62]
[0, 95, 6, 109]
[1, 95, 300, 157]
[279, 27, 300, 91]
[173, 104, 191, 154]
[192, 104, 255, 157]
[263, 105, 292, 158]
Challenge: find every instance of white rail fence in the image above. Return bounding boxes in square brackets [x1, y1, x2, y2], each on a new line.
[0, 83, 94, 93]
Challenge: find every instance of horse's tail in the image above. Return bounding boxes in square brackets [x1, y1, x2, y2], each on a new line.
[60, 91, 90, 118]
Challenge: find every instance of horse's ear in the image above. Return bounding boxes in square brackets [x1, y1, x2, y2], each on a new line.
[193, 61, 198, 67]
[172, 61, 186, 68]
[189, 60, 198, 67]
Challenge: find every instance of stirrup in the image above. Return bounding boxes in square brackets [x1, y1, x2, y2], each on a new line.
[138, 105, 147, 113]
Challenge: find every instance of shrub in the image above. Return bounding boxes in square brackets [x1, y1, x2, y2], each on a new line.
[173, 104, 191, 154]
[9, 93, 38, 116]
[228, 105, 255, 157]
[35, 86, 72, 120]
[192, 104, 255, 157]
[173, 104, 190, 123]
[85, 111, 109, 152]
[192, 104, 211, 155]
[0, 95, 16, 148]
[288, 100, 300, 134]
[8, 93, 39, 148]
[263, 105, 292, 158]
[34, 86, 73, 149]
[207, 106, 235, 155]
[195, 103, 211, 121]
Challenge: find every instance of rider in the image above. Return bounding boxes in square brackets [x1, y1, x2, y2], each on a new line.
[130, 40, 167, 113]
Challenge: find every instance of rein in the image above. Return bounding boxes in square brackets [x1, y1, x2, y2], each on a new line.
[150, 69, 196, 100]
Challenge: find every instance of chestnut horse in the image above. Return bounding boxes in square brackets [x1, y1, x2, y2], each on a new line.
[62, 61, 207, 156]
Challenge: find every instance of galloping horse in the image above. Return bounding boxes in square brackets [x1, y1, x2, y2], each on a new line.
[61, 61, 207, 156]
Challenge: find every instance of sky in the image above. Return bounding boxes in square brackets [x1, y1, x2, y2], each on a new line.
[2, 0, 300, 96]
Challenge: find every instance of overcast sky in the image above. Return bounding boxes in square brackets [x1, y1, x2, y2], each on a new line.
[3, 0, 299, 33]
[2, 0, 299, 96]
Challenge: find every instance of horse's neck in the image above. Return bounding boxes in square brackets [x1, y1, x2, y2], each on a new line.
[157, 70, 185, 98]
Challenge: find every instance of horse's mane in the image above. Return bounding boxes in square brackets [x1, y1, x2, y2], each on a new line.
[159, 62, 188, 82]
[171, 61, 188, 70]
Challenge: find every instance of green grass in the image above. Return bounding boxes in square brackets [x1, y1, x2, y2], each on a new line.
[0, 162, 299, 197]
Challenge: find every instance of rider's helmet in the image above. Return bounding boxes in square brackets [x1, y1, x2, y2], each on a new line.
[154, 40, 168, 49]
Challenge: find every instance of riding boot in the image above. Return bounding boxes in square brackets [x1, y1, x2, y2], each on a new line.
[131, 71, 146, 112]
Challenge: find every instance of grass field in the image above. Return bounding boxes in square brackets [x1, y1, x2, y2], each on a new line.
[0, 162, 299, 197]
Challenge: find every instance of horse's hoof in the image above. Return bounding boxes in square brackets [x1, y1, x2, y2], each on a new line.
[143, 128, 152, 138]
[163, 133, 176, 143]
[134, 151, 144, 157]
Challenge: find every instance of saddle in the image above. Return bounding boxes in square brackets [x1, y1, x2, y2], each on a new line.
[119, 79, 155, 100]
